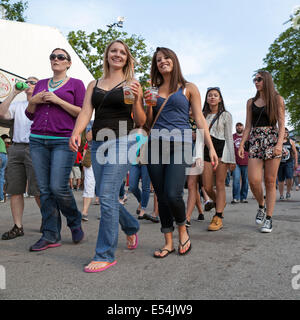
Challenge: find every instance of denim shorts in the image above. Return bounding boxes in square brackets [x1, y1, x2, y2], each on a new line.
[278, 161, 294, 182]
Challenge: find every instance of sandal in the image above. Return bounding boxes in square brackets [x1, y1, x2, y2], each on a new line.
[84, 260, 117, 273]
[127, 233, 138, 250]
[178, 235, 192, 256]
[153, 248, 175, 259]
[2, 224, 24, 240]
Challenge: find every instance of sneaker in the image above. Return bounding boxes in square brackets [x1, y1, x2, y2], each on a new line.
[204, 200, 215, 211]
[286, 192, 291, 200]
[186, 220, 191, 228]
[240, 199, 248, 203]
[29, 238, 61, 251]
[255, 207, 266, 225]
[260, 218, 273, 233]
[197, 213, 205, 221]
[231, 199, 239, 204]
[71, 226, 84, 244]
[0, 199, 5, 203]
[279, 195, 285, 201]
[208, 215, 223, 231]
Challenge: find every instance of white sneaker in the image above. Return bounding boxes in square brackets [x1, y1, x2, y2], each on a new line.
[261, 218, 273, 233]
[255, 207, 266, 225]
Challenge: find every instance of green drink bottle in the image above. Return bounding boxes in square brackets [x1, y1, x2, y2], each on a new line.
[15, 82, 29, 90]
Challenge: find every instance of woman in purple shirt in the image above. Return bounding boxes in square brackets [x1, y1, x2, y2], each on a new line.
[25, 48, 86, 251]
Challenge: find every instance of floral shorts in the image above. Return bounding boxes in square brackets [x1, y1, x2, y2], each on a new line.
[249, 127, 281, 160]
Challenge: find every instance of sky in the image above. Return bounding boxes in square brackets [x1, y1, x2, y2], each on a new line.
[24, 0, 299, 129]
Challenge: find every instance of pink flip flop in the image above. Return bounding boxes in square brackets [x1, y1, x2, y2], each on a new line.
[84, 260, 117, 273]
[127, 233, 138, 250]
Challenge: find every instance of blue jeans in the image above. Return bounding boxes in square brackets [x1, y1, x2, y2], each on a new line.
[91, 136, 139, 263]
[29, 137, 82, 242]
[0, 153, 8, 201]
[232, 164, 249, 201]
[129, 164, 151, 210]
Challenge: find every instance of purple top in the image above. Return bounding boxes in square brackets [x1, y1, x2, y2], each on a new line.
[25, 77, 86, 137]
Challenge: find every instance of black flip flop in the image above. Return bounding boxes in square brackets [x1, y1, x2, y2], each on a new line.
[178, 236, 192, 256]
[153, 248, 175, 259]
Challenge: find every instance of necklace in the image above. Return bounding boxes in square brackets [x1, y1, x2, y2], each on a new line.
[49, 76, 67, 89]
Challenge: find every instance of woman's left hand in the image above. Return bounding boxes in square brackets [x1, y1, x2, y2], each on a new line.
[273, 144, 282, 157]
[130, 80, 142, 100]
[209, 148, 219, 170]
[42, 91, 61, 105]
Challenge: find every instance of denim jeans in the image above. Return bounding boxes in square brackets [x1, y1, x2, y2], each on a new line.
[146, 140, 190, 233]
[91, 135, 140, 263]
[129, 164, 151, 210]
[232, 164, 249, 201]
[0, 153, 8, 201]
[29, 137, 82, 242]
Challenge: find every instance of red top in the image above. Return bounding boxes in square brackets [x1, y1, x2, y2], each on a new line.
[233, 133, 248, 166]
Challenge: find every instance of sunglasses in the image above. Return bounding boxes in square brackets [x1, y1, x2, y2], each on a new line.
[253, 77, 263, 83]
[49, 53, 69, 61]
[207, 87, 220, 91]
[25, 80, 37, 85]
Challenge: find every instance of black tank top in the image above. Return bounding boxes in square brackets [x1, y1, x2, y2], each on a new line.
[251, 101, 272, 127]
[91, 82, 134, 140]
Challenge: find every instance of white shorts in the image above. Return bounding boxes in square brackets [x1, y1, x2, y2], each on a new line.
[82, 166, 96, 198]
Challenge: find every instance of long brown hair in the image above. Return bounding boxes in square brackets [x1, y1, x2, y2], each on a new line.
[253, 70, 280, 126]
[102, 40, 135, 82]
[151, 47, 187, 94]
[202, 87, 226, 118]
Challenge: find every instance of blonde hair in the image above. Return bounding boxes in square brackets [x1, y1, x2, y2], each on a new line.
[102, 40, 135, 82]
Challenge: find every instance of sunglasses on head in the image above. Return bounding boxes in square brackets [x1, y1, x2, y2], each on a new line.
[207, 87, 220, 91]
[25, 80, 37, 85]
[253, 77, 263, 83]
[49, 53, 69, 61]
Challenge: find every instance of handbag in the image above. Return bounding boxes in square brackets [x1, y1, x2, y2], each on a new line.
[136, 91, 174, 164]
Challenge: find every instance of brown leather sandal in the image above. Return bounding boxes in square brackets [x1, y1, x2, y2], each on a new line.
[2, 224, 24, 240]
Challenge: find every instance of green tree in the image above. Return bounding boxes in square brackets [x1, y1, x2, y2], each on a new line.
[263, 12, 300, 130]
[67, 26, 152, 88]
[0, 0, 28, 22]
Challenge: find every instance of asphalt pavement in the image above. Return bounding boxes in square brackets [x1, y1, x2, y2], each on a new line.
[0, 184, 300, 301]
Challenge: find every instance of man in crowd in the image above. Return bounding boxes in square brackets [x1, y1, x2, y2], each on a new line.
[0, 77, 41, 240]
[231, 122, 249, 204]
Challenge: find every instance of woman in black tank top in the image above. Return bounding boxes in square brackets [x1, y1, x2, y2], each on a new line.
[70, 40, 146, 273]
[238, 70, 285, 233]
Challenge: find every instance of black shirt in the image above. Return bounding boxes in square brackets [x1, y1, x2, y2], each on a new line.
[251, 101, 272, 127]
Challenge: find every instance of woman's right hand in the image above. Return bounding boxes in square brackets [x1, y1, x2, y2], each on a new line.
[238, 145, 244, 159]
[29, 90, 46, 105]
[69, 134, 81, 152]
[143, 90, 151, 104]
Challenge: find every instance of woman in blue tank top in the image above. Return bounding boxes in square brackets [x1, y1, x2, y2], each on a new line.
[144, 47, 218, 258]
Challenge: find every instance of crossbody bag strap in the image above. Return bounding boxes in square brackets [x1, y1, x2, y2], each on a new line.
[209, 110, 224, 131]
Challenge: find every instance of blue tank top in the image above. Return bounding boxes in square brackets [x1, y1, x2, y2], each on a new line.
[151, 88, 191, 142]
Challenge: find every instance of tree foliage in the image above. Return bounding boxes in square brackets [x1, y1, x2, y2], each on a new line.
[263, 26, 300, 130]
[0, 0, 28, 22]
[67, 27, 152, 88]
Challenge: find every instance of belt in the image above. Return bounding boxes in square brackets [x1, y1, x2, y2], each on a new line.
[13, 142, 29, 145]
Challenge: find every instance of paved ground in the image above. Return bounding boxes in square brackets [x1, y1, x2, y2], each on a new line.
[0, 184, 300, 301]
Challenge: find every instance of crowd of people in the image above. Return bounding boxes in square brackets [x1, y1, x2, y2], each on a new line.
[1, 41, 299, 273]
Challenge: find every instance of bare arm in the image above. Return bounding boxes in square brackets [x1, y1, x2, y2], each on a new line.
[0, 89, 22, 119]
[238, 99, 252, 159]
[188, 83, 218, 169]
[131, 81, 146, 128]
[69, 81, 95, 152]
[290, 139, 298, 169]
[273, 96, 285, 156]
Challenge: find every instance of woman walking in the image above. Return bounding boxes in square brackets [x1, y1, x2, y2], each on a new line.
[238, 70, 285, 233]
[202, 87, 236, 231]
[26, 48, 86, 251]
[144, 47, 218, 258]
[70, 40, 146, 272]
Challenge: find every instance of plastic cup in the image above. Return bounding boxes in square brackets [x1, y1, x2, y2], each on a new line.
[145, 87, 158, 106]
[123, 83, 135, 104]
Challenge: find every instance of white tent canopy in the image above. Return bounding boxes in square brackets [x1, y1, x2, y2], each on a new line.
[0, 19, 94, 102]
